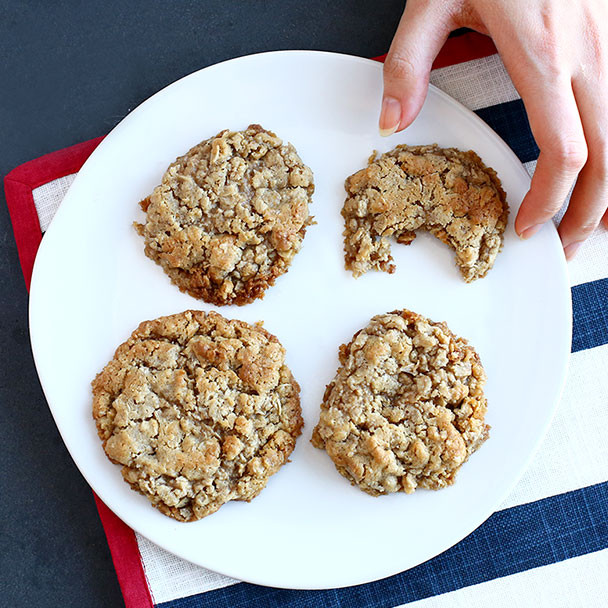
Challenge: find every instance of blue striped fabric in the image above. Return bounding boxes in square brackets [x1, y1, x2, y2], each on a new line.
[572, 279, 608, 352]
[475, 100, 539, 164]
[158, 482, 608, 608]
[153, 60, 608, 608]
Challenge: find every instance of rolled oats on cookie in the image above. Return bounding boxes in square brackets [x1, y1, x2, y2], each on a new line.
[312, 309, 489, 495]
[92, 310, 302, 521]
[135, 124, 315, 306]
[342, 144, 508, 282]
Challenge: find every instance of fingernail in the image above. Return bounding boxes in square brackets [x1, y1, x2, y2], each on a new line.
[379, 96, 401, 137]
[518, 223, 543, 240]
[564, 241, 582, 260]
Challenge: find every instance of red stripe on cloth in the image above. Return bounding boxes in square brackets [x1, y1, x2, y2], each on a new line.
[3, 135, 154, 608]
[373, 31, 497, 68]
[5, 136, 105, 190]
[94, 494, 155, 608]
[3, 137, 105, 287]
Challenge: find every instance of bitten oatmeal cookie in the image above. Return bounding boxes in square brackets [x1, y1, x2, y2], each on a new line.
[92, 310, 302, 521]
[311, 309, 489, 495]
[342, 144, 508, 282]
[135, 125, 315, 306]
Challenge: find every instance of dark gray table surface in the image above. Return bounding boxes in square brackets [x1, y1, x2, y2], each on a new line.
[0, 2, 404, 606]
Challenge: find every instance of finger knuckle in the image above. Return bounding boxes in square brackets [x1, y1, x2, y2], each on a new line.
[529, 28, 565, 79]
[583, 18, 605, 64]
[534, 28, 560, 61]
[551, 138, 588, 171]
[538, 36, 560, 63]
[522, 195, 563, 221]
[535, 202, 564, 220]
[384, 51, 418, 81]
[572, 218, 599, 238]
[541, 59, 565, 81]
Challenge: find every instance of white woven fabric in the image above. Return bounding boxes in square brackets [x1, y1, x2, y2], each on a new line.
[430, 54, 520, 110]
[500, 343, 608, 510]
[400, 549, 608, 608]
[32, 173, 76, 232]
[137, 535, 237, 598]
[30, 52, 607, 606]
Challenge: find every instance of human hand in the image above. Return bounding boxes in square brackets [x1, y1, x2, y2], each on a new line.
[379, 0, 608, 259]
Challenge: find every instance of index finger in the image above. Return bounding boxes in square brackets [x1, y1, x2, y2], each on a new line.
[380, 0, 453, 135]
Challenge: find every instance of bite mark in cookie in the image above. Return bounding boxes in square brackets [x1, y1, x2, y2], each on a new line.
[135, 124, 315, 305]
[311, 309, 489, 495]
[92, 310, 302, 521]
[342, 144, 508, 282]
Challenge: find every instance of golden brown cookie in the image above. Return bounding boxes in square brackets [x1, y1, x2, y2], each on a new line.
[311, 309, 489, 495]
[92, 310, 302, 521]
[135, 125, 314, 306]
[342, 144, 508, 282]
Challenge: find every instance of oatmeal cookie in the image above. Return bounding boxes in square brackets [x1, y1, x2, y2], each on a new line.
[342, 144, 508, 282]
[135, 125, 315, 306]
[311, 309, 489, 495]
[92, 310, 302, 521]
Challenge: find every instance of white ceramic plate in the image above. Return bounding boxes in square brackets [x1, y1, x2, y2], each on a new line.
[29, 51, 571, 590]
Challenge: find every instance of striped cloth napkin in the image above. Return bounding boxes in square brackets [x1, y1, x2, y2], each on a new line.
[5, 32, 608, 608]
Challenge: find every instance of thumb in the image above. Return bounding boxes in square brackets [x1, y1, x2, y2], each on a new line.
[380, 1, 454, 136]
